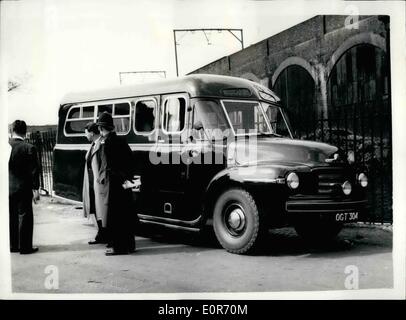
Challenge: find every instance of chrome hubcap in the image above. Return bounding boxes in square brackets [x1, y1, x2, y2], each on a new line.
[226, 206, 246, 234]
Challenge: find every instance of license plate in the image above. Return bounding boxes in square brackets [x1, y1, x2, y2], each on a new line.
[335, 211, 359, 222]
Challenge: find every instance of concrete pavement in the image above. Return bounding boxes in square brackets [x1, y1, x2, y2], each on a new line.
[10, 196, 393, 293]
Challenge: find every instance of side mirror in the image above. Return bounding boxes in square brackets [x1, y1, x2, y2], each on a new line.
[193, 121, 204, 131]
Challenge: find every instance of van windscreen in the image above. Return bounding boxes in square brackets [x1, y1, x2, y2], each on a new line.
[222, 100, 271, 135]
[191, 100, 230, 141]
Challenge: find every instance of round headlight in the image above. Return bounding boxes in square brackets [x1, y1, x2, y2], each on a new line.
[286, 172, 299, 190]
[347, 151, 355, 164]
[358, 173, 368, 187]
[342, 181, 352, 195]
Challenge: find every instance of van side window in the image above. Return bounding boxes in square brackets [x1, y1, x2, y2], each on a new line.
[65, 105, 95, 135]
[162, 97, 186, 133]
[113, 102, 131, 134]
[69, 108, 80, 119]
[134, 100, 156, 134]
[96, 102, 130, 134]
[98, 104, 112, 116]
[82, 106, 94, 118]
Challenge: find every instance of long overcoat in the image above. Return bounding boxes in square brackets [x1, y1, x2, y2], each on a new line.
[98, 131, 136, 251]
[82, 137, 109, 227]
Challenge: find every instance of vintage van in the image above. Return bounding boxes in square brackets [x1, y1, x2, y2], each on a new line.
[53, 74, 368, 254]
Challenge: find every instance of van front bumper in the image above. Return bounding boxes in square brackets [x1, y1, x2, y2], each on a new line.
[285, 198, 367, 213]
[285, 197, 367, 223]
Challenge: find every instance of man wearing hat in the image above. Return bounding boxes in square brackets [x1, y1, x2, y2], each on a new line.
[96, 112, 137, 255]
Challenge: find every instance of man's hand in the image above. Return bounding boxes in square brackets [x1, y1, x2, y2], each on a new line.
[122, 178, 141, 190]
[33, 189, 40, 204]
[132, 178, 141, 189]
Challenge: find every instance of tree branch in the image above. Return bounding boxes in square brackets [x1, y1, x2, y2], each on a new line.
[8, 81, 21, 92]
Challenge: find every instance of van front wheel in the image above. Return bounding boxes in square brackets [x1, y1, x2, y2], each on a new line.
[213, 188, 265, 254]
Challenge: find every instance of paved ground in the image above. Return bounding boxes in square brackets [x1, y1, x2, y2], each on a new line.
[10, 197, 393, 293]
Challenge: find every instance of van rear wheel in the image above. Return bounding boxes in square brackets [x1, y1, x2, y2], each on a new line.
[213, 188, 265, 254]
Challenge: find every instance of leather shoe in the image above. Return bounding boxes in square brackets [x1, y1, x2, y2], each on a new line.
[10, 248, 19, 253]
[88, 240, 104, 245]
[94, 235, 108, 244]
[20, 247, 39, 254]
[105, 248, 128, 256]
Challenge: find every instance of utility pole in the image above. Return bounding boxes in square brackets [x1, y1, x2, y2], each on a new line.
[173, 28, 244, 77]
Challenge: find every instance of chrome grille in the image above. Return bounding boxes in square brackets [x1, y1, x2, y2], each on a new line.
[314, 169, 345, 195]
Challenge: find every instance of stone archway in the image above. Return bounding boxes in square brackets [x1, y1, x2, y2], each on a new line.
[271, 56, 317, 88]
[272, 64, 316, 140]
[326, 32, 386, 80]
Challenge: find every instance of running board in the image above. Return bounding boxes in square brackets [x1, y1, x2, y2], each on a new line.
[137, 214, 203, 227]
[139, 219, 201, 232]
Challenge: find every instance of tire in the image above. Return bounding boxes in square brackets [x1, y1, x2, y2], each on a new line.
[294, 220, 343, 242]
[213, 188, 265, 254]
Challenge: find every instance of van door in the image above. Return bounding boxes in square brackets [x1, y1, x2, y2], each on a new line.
[132, 96, 160, 216]
[153, 93, 190, 219]
[180, 99, 228, 220]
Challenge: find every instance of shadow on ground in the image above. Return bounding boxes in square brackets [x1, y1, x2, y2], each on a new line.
[32, 223, 392, 258]
[134, 224, 392, 258]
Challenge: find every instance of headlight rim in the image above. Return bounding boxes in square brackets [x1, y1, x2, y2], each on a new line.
[342, 180, 352, 195]
[286, 172, 300, 190]
[357, 172, 368, 188]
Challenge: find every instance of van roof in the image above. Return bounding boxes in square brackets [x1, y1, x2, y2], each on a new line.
[60, 74, 280, 106]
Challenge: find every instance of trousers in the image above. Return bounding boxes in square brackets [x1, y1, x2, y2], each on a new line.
[9, 191, 34, 251]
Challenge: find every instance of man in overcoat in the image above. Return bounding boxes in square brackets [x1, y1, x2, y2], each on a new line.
[9, 120, 40, 254]
[96, 112, 137, 255]
[82, 122, 109, 244]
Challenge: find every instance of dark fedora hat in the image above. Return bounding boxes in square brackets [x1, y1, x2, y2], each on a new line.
[96, 112, 114, 130]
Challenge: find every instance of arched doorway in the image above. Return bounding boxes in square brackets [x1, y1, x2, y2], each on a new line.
[272, 65, 316, 139]
[327, 44, 391, 222]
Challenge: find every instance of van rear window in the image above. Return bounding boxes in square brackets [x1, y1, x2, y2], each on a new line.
[65, 120, 90, 135]
[69, 108, 80, 119]
[64, 105, 95, 136]
[64, 101, 131, 137]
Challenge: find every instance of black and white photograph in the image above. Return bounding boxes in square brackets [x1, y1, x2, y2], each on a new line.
[0, 0, 405, 303]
